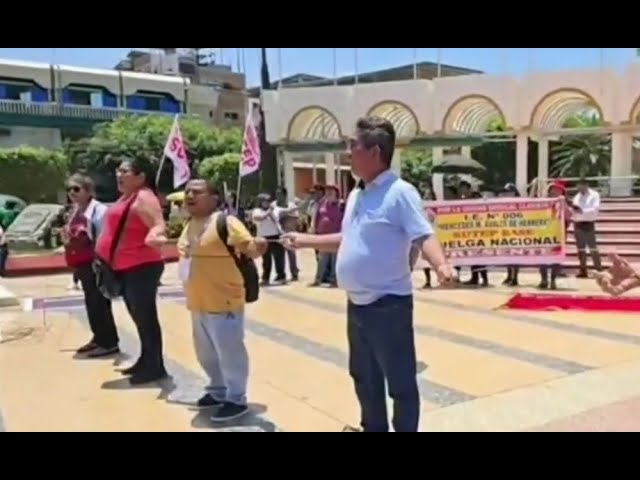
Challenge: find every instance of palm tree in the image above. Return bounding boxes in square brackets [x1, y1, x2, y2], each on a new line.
[401, 148, 433, 189]
[550, 112, 611, 178]
[486, 117, 508, 132]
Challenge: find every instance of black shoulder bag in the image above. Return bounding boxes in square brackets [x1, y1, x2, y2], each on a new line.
[93, 195, 136, 300]
[216, 213, 260, 303]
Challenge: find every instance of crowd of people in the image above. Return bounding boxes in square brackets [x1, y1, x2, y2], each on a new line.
[20, 113, 638, 432]
[54, 116, 455, 430]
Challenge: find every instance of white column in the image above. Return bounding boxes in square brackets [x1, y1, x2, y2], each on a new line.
[283, 151, 295, 201]
[461, 146, 471, 158]
[433, 147, 444, 166]
[325, 152, 336, 185]
[276, 148, 283, 186]
[391, 148, 403, 176]
[610, 131, 633, 197]
[311, 156, 318, 184]
[516, 133, 528, 195]
[537, 138, 549, 195]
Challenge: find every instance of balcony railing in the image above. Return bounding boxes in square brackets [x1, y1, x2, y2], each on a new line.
[0, 99, 180, 121]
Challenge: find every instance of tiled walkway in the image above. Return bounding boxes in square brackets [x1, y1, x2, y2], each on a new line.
[2, 252, 640, 432]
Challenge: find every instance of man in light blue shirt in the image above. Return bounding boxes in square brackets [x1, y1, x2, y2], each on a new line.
[282, 116, 454, 432]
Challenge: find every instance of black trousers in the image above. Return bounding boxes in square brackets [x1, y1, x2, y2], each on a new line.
[76, 263, 118, 348]
[347, 295, 419, 432]
[262, 235, 286, 282]
[0, 244, 7, 276]
[120, 262, 165, 371]
[540, 264, 561, 282]
[574, 222, 602, 273]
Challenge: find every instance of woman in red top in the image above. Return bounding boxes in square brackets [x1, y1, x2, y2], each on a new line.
[95, 157, 168, 385]
[63, 173, 119, 357]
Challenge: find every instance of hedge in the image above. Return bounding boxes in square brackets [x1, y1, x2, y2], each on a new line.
[0, 146, 69, 203]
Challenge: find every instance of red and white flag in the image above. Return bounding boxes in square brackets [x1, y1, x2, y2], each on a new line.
[163, 115, 191, 188]
[239, 108, 261, 178]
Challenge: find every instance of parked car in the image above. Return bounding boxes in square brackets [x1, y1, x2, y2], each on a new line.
[0, 194, 27, 229]
[5, 203, 65, 250]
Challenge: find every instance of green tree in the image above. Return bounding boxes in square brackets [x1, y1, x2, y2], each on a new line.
[65, 115, 242, 198]
[0, 146, 69, 202]
[551, 112, 610, 178]
[470, 116, 516, 190]
[197, 153, 260, 202]
[400, 148, 432, 191]
[73, 115, 242, 168]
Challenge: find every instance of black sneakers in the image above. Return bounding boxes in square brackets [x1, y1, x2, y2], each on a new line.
[87, 346, 120, 358]
[210, 403, 249, 422]
[196, 394, 224, 409]
[76, 342, 119, 358]
[76, 342, 98, 354]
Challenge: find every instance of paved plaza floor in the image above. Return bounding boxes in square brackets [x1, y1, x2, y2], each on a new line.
[2, 251, 640, 432]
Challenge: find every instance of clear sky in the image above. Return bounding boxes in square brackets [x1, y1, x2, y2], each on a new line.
[0, 48, 637, 87]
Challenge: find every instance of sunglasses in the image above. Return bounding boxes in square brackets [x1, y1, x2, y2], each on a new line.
[67, 186, 81, 193]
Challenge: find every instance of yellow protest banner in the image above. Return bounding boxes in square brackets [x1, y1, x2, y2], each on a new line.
[427, 197, 566, 266]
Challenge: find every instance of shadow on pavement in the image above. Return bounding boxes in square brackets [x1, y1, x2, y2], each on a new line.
[189, 403, 279, 432]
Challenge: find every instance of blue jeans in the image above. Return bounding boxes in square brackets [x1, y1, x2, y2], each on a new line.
[347, 295, 419, 432]
[191, 310, 249, 406]
[315, 252, 337, 284]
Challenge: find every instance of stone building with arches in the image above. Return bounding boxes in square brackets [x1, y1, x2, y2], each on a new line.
[260, 64, 640, 197]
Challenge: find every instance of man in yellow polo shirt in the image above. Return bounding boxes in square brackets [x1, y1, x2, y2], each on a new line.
[178, 179, 267, 422]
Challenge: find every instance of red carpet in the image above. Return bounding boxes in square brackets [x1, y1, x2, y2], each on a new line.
[503, 293, 640, 313]
[5, 244, 179, 278]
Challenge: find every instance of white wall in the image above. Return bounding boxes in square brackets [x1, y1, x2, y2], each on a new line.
[264, 67, 640, 141]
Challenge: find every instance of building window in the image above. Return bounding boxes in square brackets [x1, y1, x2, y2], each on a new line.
[145, 96, 161, 111]
[224, 111, 239, 121]
[67, 89, 92, 106]
[63, 87, 105, 107]
[1, 83, 32, 101]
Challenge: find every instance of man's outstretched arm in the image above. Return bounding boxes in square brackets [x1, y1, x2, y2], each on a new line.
[281, 232, 342, 253]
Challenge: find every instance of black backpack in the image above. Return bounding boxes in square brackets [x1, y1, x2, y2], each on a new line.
[216, 213, 260, 303]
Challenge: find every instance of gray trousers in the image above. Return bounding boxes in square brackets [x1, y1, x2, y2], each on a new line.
[574, 222, 602, 272]
[191, 310, 249, 406]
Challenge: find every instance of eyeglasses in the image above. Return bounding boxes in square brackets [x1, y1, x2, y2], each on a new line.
[67, 186, 81, 193]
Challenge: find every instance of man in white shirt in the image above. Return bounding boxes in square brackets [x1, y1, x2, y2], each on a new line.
[0, 225, 7, 276]
[252, 193, 286, 285]
[273, 186, 300, 281]
[572, 179, 602, 277]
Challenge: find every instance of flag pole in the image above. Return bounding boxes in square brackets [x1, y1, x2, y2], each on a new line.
[277, 48, 283, 89]
[236, 102, 262, 210]
[157, 114, 190, 191]
[156, 114, 178, 188]
[354, 48, 359, 84]
[155, 145, 167, 189]
[235, 105, 246, 210]
[235, 169, 242, 211]
[155, 156, 165, 189]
